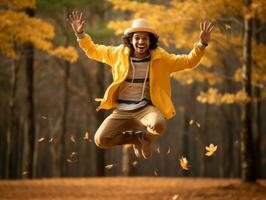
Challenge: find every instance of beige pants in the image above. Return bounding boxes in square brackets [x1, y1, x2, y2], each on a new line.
[94, 105, 166, 148]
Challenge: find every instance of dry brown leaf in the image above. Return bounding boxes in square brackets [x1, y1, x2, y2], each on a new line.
[196, 122, 201, 128]
[38, 137, 45, 142]
[67, 158, 77, 163]
[105, 164, 115, 170]
[70, 135, 76, 143]
[41, 116, 48, 120]
[131, 160, 138, 167]
[154, 168, 159, 176]
[179, 156, 190, 170]
[70, 152, 77, 158]
[166, 147, 171, 155]
[155, 146, 160, 154]
[22, 171, 29, 175]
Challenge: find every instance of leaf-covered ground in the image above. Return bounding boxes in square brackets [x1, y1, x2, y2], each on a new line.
[0, 177, 266, 200]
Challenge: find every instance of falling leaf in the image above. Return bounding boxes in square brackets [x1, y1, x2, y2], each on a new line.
[22, 171, 29, 175]
[70, 152, 77, 158]
[189, 120, 194, 125]
[154, 168, 159, 176]
[131, 160, 138, 167]
[41, 116, 48, 120]
[155, 146, 160, 154]
[38, 137, 45, 142]
[225, 24, 231, 30]
[67, 158, 77, 163]
[83, 132, 90, 140]
[205, 144, 217, 156]
[48, 138, 53, 143]
[179, 156, 190, 170]
[166, 147, 171, 155]
[105, 164, 115, 170]
[172, 194, 179, 200]
[70, 135, 76, 143]
[196, 122, 201, 128]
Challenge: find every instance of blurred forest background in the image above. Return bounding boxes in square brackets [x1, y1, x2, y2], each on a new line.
[0, 0, 266, 180]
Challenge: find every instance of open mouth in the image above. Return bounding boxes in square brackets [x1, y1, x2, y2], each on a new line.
[137, 45, 146, 50]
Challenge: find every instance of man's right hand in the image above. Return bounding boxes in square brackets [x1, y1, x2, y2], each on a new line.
[67, 11, 85, 34]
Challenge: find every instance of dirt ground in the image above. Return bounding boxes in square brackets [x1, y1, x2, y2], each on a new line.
[0, 177, 266, 200]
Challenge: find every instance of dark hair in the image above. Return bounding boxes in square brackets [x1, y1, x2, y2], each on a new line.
[122, 32, 159, 52]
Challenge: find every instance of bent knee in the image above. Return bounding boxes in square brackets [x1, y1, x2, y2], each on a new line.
[154, 120, 166, 134]
[147, 119, 166, 135]
[94, 134, 111, 148]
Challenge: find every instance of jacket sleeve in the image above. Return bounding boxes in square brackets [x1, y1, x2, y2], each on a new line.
[164, 43, 205, 73]
[77, 34, 118, 68]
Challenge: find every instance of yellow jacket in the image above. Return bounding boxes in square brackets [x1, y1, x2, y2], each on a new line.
[78, 34, 204, 119]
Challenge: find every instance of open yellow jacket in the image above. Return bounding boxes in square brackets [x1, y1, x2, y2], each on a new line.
[78, 34, 204, 119]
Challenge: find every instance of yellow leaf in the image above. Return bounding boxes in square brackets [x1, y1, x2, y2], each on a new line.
[83, 132, 90, 140]
[179, 156, 190, 170]
[225, 24, 231, 30]
[205, 143, 217, 156]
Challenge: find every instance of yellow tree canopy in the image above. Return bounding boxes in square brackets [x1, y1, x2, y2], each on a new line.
[0, 0, 78, 63]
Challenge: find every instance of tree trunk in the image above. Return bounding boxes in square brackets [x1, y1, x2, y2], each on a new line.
[253, 14, 261, 179]
[24, 7, 37, 179]
[95, 62, 106, 177]
[240, 0, 256, 182]
[60, 61, 70, 177]
[6, 58, 20, 179]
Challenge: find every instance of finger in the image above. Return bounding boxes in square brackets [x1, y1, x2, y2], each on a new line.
[81, 20, 85, 28]
[69, 12, 74, 22]
[200, 22, 203, 31]
[208, 24, 215, 33]
[206, 22, 212, 31]
[79, 12, 83, 22]
[204, 21, 207, 31]
[72, 10, 77, 20]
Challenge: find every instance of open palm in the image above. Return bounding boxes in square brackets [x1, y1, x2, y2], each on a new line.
[67, 11, 85, 34]
[200, 22, 214, 45]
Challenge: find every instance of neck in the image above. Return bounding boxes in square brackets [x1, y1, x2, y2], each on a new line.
[133, 51, 149, 59]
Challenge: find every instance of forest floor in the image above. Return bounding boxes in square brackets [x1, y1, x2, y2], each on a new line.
[0, 177, 266, 200]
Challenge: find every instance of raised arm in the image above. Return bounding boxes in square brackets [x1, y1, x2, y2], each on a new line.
[67, 11, 118, 67]
[167, 21, 214, 73]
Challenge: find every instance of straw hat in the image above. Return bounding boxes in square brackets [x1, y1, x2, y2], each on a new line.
[124, 18, 157, 36]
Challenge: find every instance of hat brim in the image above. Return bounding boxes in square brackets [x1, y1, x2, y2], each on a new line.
[124, 27, 158, 36]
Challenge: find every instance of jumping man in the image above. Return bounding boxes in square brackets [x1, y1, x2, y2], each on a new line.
[67, 11, 214, 159]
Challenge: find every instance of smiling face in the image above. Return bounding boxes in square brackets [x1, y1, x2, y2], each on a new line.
[131, 32, 150, 59]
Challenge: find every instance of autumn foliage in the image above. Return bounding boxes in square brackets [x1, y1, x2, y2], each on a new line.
[0, 0, 78, 62]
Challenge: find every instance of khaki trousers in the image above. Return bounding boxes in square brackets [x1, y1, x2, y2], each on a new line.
[94, 105, 166, 148]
